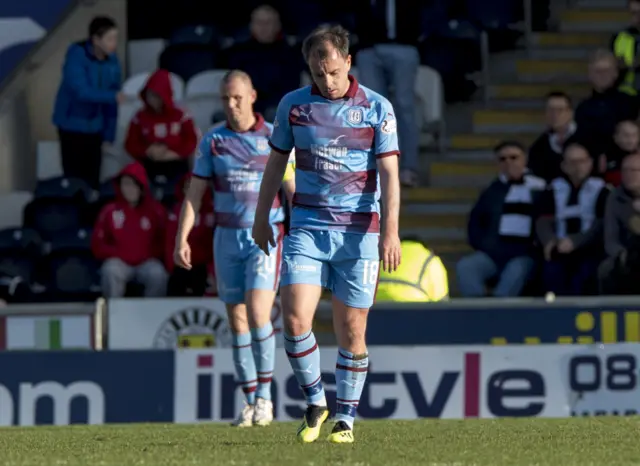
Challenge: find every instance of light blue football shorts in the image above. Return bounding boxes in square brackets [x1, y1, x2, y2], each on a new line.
[280, 228, 380, 309]
[213, 224, 283, 304]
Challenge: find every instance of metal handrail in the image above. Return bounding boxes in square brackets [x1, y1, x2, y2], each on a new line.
[524, 0, 533, 57]
[481, 30, 490, 105]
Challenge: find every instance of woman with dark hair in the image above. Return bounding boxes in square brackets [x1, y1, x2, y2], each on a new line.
[52, 16, 125, 188]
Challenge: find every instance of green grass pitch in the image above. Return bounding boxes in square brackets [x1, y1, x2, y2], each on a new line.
[1, 417, 640, 465]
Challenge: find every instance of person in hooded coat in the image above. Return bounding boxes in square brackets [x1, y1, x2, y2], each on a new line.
[91, 162, 168, 297]
[125, 69, 198, 181]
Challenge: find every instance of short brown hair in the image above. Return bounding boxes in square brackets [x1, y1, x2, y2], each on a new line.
[301, 25, 350, 63]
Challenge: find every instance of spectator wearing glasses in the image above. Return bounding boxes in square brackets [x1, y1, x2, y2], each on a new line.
[456, 141, 545, 297]
[536, 144, 609, 296]
[528, 92, 596, 183]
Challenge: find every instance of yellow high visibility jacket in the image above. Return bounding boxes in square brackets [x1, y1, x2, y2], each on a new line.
[376, 240, 448, 302]
[613, 30, 639, 96]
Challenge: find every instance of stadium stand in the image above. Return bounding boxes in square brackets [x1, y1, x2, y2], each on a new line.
[0, 0, 634, 300]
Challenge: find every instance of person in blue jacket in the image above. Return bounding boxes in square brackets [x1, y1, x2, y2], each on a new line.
[52, 16, 124, 188]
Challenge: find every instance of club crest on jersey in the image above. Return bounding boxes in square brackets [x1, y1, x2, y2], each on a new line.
[347, 108, 363, 124]
[256, 138, 269, 152]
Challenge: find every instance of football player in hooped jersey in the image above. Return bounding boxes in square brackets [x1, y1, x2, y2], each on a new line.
[174, 70, 294, 428]
[253, 26, 401, 444]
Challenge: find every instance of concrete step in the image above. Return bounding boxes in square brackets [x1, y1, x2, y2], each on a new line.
[486, 99, 547, 110]
[402, 187, 480, 203]
[429, 160, 496, 188]
[472, 109, 544, 134]
[400, 226, 466, 241]
[533, 32, 611, 47]
[560, 9, 627, 32]
[445, 150, 495, 162]
[526, 48, 595, 60]
[516, 59, 587, 81]
[417, 238, 470, 255]
[488, 83, 590, 100]
[401, 212, 467, 229]
[403, 203, 471, 215]
[450, 133, 538, 150]
[575, 0, 625, 7]
[431, 160, 495, 177]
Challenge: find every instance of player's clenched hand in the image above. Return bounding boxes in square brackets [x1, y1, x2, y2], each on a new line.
[174, 241, 192, 270]
[380, 232, 401, 273]
[252, 218, 275, 256]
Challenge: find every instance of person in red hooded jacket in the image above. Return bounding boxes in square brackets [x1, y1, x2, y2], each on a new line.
[124, 69, 198, 181]
[91, 162, 168, 297]
[165, 175, 215, 296]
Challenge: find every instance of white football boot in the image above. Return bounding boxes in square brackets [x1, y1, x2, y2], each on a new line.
[252, 398, 274, 427]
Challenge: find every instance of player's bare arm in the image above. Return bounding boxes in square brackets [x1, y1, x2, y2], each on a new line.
[253, 149, 290, 254]
[283, 179, 295, 208]
[378, 155, 401, 272]
[174, 176, 208, 269]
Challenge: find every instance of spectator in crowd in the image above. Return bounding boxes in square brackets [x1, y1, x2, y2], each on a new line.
[528, 92, 596, 183]
[354, 0, 421, 188]
[124, 69, 198, 182]
[52, 16, 124, 189]
[599, 153, 640, 294]
[600, 120, 640, 187]
[165, 175, 214, 297]
[611, 0, 640, 96]
[456, 141, 545, 297]
[220, 4, 301, 121]
[575, 49, 639, 156]
[536, 144, 609, 296]
[91, 162, 167, 297]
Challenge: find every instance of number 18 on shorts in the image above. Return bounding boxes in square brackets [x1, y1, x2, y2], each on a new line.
[280, 229, 379, 309]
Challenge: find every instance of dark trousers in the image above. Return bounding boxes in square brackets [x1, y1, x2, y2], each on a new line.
[142, 159, 189, 184]
[544, 255, 599, 296]
[167, 264, 208, 297]
[58, 129, 103, 189]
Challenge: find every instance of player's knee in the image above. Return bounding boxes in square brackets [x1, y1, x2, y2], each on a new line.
[337, 319, 366, 346]
[226, 304, 250, 334]
[246, 289, 276, 328]
[282, 313, 310, 337]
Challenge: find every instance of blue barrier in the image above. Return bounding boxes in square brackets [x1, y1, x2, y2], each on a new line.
[0, 351, 173, 426]
[363, 298, 640, 345]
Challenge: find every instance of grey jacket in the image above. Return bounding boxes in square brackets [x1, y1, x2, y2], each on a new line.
[603, 187, 640, 258]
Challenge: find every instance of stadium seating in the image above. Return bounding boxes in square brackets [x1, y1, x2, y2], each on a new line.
[39, 228, 100, 302]
[183, 70, 228, 133]
[168, 24, 219, 47]
[36, 141, 63, 180]
[185, 70, 228, 97]
[0, 191, 33, 229]
[127, 39, 167, 76]
[114, 100, 143, 145]
[121, 72, 185, 102]
[185, 96, 223, 134]
[415, 67, 446, 153]
[0, 227, 43, 294]
[158, 43, 218, 83]
[465, 0, 520, 30]
[83, 178, 116, 227]
[24, 177, 93, 241]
